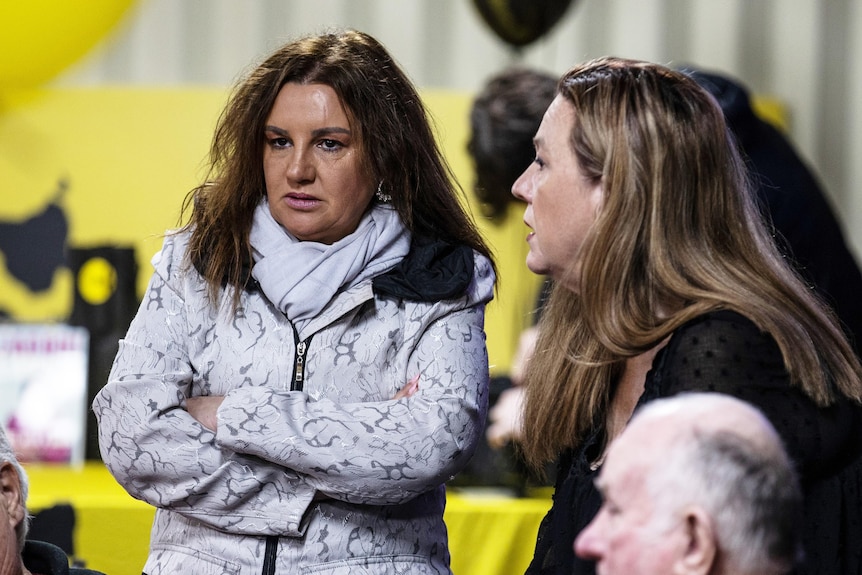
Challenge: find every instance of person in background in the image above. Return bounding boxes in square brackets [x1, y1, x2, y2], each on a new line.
[468, 67, 558, 223]
[93, 29, 496, 575]
[684, 66, 862, 354]
[513, 56, 862, 575]
[574, 393, 802, 575]
[0, 425, 105, 575]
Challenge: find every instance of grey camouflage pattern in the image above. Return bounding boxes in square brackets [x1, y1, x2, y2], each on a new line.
[93, 231, 495, 574]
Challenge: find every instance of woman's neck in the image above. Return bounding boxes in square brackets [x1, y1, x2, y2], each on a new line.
[595, 339, 670, 467]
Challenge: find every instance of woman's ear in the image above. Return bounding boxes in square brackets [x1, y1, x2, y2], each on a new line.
[0, 462, 26, 528]
[673, 506, 717, 575]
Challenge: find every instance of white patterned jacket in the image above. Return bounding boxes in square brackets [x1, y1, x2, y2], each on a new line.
[93, 230, 495, 575]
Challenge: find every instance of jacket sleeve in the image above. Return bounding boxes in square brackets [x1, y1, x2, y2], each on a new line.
[215, 257, 496, 505]
[92, 234, 316, 536]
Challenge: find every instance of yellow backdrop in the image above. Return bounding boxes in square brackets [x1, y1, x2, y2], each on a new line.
[0, 88, 541, 375]
[25, 462, 551, 575]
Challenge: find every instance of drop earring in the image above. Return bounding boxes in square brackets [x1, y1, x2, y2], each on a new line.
[375, 181, 392, 203]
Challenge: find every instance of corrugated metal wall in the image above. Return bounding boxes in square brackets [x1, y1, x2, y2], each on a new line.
[59, 0, 862, 260]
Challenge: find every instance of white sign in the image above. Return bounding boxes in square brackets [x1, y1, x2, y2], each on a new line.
[0, 324, 89, 465]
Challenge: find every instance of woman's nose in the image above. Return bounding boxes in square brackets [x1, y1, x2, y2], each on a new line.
[511, 168, 531, 202]
[286, 149, 315, 183]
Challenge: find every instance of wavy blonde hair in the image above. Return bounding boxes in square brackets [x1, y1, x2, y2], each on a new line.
[520, 57, 862, 469]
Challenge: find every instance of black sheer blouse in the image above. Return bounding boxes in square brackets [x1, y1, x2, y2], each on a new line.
[526, 310, 862, 575]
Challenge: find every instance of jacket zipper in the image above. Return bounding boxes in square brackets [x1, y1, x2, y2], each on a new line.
[260, 330, 313, 575]
[292, 330, 312, 392]
[262, 536, 277, 575]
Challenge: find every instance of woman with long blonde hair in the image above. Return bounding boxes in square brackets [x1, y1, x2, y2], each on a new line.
[513, 56, 862, 575]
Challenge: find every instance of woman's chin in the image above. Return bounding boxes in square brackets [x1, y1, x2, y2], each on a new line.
[525, 261, 549, 277]
[525, 252, 550, 277]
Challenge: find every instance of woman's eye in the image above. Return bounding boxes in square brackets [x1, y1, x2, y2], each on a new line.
[533, 156, 545, 169]
[270, 137, 289, 148]
[320, 138, 343, 151]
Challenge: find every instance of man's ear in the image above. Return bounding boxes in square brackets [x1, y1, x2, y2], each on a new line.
[673, 506, 717, 575]
[0, 462, 26, 527]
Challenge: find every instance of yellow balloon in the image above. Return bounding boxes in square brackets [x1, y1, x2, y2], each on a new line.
[0, 0, 137, 91]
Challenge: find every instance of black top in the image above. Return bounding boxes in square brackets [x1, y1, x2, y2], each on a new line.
[22, 540, 106, 575]
[526, 310, 862, 575]
[686, 68, 862, 356]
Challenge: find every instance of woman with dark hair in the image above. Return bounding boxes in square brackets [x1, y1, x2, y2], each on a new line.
[513, 57, 862, 575]
[94, 29, 495, 575]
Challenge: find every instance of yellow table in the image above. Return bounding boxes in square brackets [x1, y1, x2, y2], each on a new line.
[24, 463, 551, 575]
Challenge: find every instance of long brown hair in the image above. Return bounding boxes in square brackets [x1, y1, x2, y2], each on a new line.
[520, 57, 862, 469]
[181, 29, 493, 309]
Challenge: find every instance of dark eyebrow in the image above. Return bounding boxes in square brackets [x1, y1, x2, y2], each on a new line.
[264, 125, 287, 137]
[312, 127, 351, 138]
[263, 125, 351, 139]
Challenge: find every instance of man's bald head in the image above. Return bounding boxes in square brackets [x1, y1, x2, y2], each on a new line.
[576, 393, 802, 575]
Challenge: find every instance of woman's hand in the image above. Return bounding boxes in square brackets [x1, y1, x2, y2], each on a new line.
[485, 326, 534, 449]
[510, 326, 538, 387]
[185, 375, 418, 433]
[186, 396, 225, 431]
[392, 374, 420, 400]
[486, 386, 525, 449]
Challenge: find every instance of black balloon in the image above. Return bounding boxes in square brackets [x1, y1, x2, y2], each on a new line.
[472, 0, 576, 48]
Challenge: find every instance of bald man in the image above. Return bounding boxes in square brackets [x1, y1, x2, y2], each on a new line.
[1, 425, 105, 575]
[574, 393, 802, 575]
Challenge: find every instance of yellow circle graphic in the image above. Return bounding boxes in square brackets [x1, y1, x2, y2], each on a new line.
[77, 257, 117, 306]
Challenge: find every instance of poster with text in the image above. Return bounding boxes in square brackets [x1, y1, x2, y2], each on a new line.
[0, 324, 89, 464]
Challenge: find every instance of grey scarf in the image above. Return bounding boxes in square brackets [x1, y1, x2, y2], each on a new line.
[249, 201, 410, 331]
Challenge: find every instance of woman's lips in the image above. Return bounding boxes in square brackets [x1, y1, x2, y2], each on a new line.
[284, 193, 320, 210]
